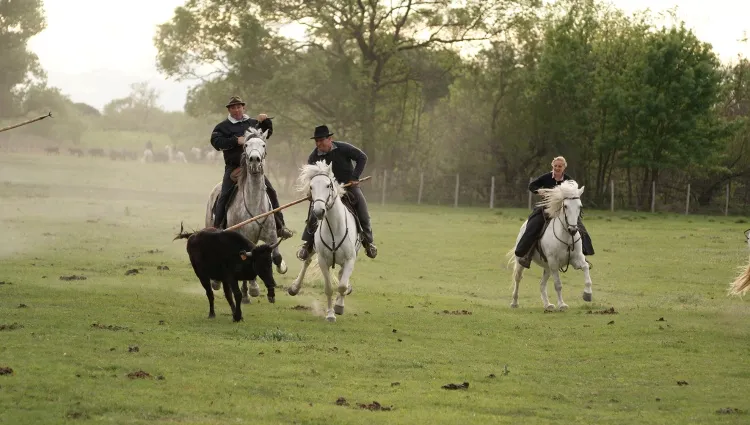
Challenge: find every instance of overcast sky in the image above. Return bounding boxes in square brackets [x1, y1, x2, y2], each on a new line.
[27, 0, 750, 113]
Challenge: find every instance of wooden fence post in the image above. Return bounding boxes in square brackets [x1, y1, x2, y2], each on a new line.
[453, 174, 460, 208]
[610, 180, 614, 212]
[651, 181, 656, 213]
[417, 172, 424, 205]
[685, 183, 691, 215]
[381, 169, 387, 206]
[490, 176, 495, 209]
[725, 183, 730, 216]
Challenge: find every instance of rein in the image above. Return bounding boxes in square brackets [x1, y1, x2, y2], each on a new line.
[548, 196, 582, 273]
[311, 173, 350, 269]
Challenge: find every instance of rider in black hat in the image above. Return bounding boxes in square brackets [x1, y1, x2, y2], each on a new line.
[296, 125, 378, 260]
[209, 96, 292, 238]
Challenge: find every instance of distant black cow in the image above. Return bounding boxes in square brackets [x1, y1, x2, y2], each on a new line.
[174, 224, 284, 322]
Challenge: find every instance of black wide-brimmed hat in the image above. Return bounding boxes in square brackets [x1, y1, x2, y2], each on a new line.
[310, 125, 334, 139]
[225, 96, 246, 108]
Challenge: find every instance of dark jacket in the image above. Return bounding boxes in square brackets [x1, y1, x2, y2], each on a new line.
[529, 172, 572, 194]
[210, 116, 273, 167]
[307, 141, 367, 184]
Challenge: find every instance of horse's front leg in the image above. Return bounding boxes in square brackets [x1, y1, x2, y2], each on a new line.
[571, 253, 593, 302]
[288, 257, 312, 296]
[539, 269, 554, 311]
[551, 270, 568, 311]
[272, 245, 288, 275]
[319, 259, 336, 322]
[334, 259, 356, 316]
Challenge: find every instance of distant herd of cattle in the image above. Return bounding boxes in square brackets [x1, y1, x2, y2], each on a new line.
[40, 145, 222, 164]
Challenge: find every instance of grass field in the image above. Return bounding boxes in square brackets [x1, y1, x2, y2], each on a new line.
[1, 153, 749, 424]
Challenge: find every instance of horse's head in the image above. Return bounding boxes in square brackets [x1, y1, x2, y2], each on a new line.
[297, 161, 342, 220]
[242, 128, 268, 174]
[538, 181, 584, 236]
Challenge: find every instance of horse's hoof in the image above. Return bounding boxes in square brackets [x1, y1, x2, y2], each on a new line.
[211, 281, 221, 290]
[249, 286, 260, 297]
[510, 303, 518, 308]
[558, 304, 569, 311]
[334, 304, 344, 315]
[267, 296, 275, 304]
[345, 286, 353, 296]
[277, 261, 288, 275]
[233, 317, 243, 323]
[208, 313, 215, 319]
[326, 315, 336, 322]
[582, 292, 592, 302]
[287, 286, 299, 296]
[242, 297, 251, 304]
[544, 304, 555, 311]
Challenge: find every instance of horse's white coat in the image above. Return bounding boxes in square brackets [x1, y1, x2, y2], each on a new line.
[289, 161, 359, 322]
[509, 181, 593, 310]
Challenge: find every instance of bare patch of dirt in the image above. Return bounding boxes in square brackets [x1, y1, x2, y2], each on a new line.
[357, 401, 392, 411]
[442, 382, 469, 390]
[66, 411, 88, 420]
[335, 397, 349, 406]
[657, 317, 666, 321]
[145, 249, 162, 254]
[128, 345, 139, 353]
[0, 323, 24, 331]
[60, 275, 87, 281]
[127, 370, 152, 379]
[0, 281, 11, 285]
[587, 307, 617, 314]
[677, 380, 689, 386]
[91, 322, 129, 332]
[391, 382, 400, 386]
[0, 367, 13, 375]
[441, 310, 472, 315]
[124, 269, 139, 276]
[156, 265, 169, 271]
[716, 407, 744, 414]
[18, 304, 27, 308]
[291, 305, 311, 311]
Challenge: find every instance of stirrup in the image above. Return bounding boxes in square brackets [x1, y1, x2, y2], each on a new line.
[363, 242, 378, 259]
[296, 244, 313, 261]
[277, 227, 294, 239]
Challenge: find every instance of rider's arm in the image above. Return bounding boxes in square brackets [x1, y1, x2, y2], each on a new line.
[338, 142, 367, 180]
[210, 123, 237, 151]
[528, 174, 547, 194]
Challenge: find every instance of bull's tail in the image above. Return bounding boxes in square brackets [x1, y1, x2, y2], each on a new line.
[173, 221, 196, 241]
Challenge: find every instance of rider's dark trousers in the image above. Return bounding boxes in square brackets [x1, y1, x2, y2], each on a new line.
[514, 207, 594, 257]
[301, 186, 373, 245]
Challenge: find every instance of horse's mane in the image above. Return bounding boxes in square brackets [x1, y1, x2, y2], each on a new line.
[536, 180, 581, 217]
[296, 160, 345, 197]
[237, 127, 268, 188]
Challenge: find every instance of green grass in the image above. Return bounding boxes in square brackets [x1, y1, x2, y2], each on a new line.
[1, 153, 749, 424]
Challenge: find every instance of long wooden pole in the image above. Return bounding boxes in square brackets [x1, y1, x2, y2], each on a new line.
[223, 176, 371, 232]
[0, 112, 52, 133]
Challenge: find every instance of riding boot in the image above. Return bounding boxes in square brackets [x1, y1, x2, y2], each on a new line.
[213, 166, 235, 229]
[578, 219, 594, 256]
[297, 204, 317, 261]
[351, 186, 377, 258]
[514, 207, 545, 267]
[264, 176, 293, 238]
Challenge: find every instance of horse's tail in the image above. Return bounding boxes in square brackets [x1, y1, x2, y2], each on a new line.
[173, 221, 195, 241]
[305, 254, 340, 286]
[729, 256, 750, 296]
[505, 248, 524, 283]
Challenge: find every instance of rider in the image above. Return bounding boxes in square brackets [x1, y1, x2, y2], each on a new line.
[296, 125, 378, 260]
[514, 156, 594, 268]
[209, 96, 292, 238]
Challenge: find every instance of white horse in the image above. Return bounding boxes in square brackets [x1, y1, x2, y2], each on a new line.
[288, 161, 359, 322]
[728, 229, 750, 296]
[204, 127, 288, 303]
[508, 180, 593, 310]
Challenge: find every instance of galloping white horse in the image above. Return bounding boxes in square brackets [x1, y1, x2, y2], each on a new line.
[508, 180, 593, 310]
[288, 161, 359, 322]
[204, 127, 287, 303]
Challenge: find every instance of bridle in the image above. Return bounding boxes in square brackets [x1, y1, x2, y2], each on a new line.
[244, 138, 266, 174]
[310, 173, 348, 268]
[550, 196, 582, 272]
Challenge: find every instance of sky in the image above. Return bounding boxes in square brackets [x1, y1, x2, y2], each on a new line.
[27, 0, 750, 113]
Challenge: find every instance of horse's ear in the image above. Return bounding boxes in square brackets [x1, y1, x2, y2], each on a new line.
[262, 129, 269, 140]
[578, 186, 585, 196]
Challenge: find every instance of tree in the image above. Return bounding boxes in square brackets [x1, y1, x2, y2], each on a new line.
[0, 0, 46, 118]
